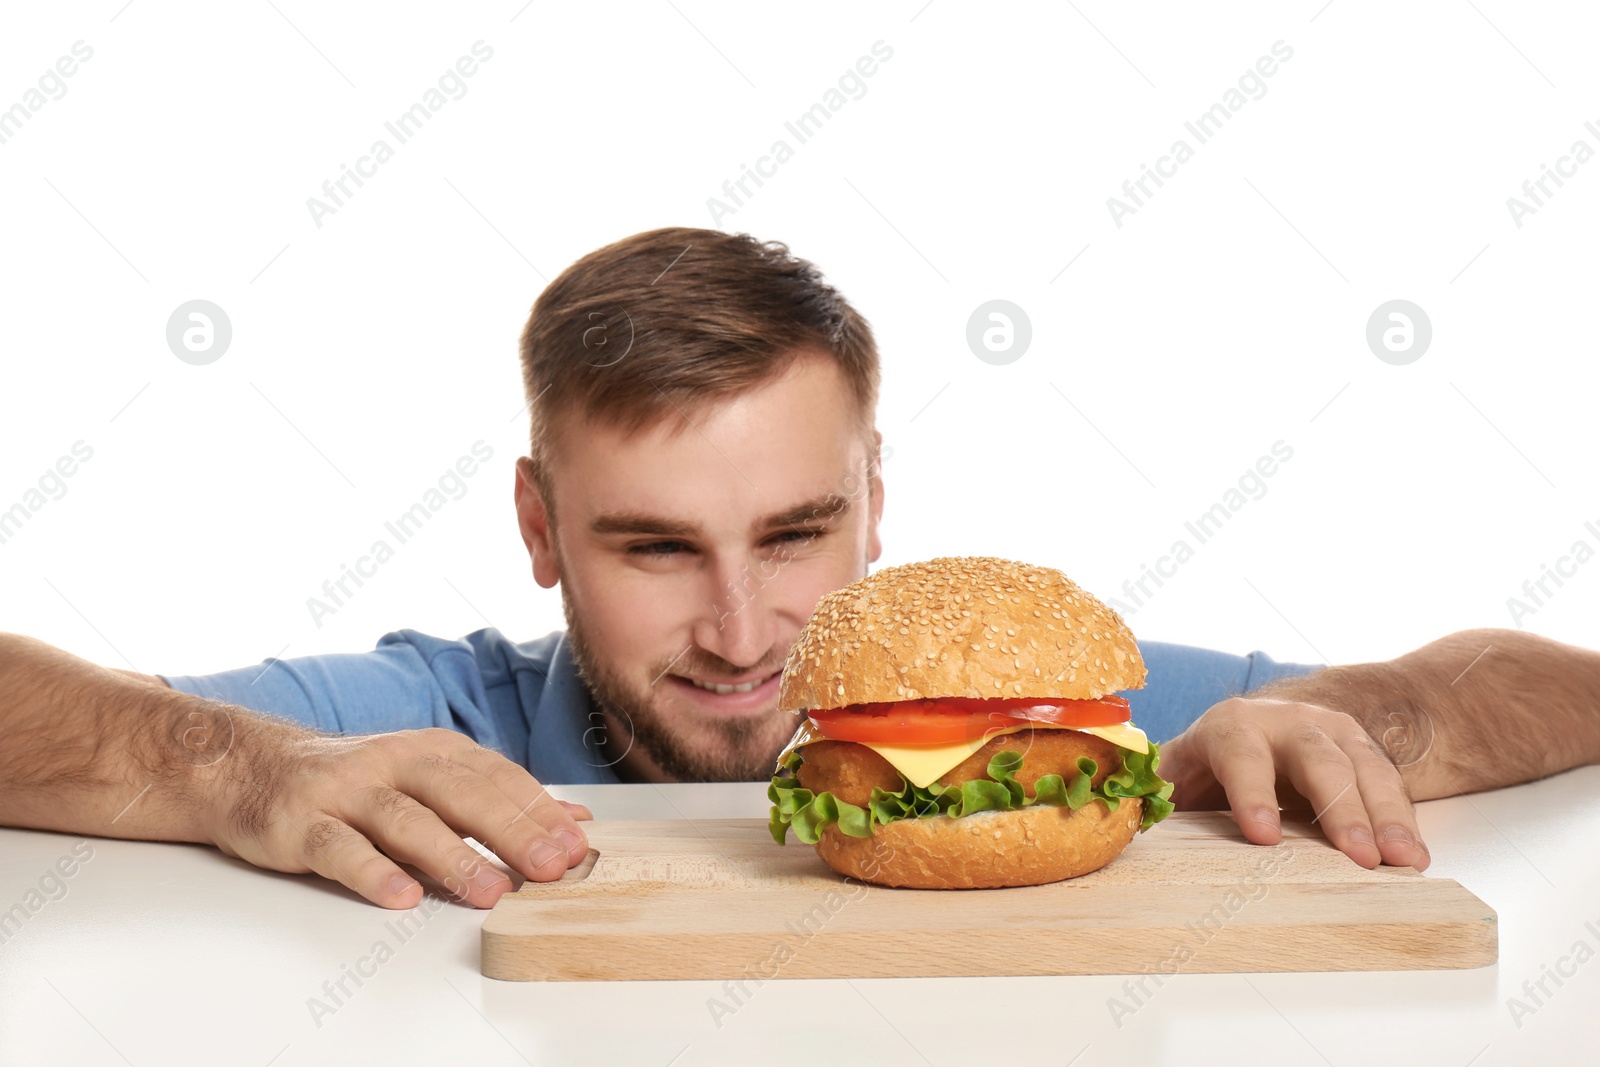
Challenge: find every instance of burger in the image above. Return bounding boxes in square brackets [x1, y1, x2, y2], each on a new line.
[768, 556, 1174, 889]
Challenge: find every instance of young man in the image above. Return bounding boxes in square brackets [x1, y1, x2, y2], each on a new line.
[3, 228, 1597, 910]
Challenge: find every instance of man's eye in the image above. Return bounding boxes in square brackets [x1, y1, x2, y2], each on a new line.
[629, 541, 690, 556]
[770, 528, 823, 546]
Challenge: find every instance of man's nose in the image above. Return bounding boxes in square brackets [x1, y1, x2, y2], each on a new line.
[694, 562, 777, 670]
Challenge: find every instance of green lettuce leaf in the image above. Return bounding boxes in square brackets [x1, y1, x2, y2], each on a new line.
[768, 739, 1176, 845]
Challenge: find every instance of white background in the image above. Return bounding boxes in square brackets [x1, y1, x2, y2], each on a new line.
[2, 1, 1596, 680]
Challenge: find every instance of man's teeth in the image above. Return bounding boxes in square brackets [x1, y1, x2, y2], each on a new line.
[688, 675, 770, 695]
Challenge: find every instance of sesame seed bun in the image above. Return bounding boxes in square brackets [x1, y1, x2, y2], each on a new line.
[778, 556, 1151, 890]
[779, 556, 1145, 712]
[814, 792, 1144, 890]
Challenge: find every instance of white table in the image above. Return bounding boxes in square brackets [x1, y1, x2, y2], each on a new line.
[3, 769, 1597, 1067]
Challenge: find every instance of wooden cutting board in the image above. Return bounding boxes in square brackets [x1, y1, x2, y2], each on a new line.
[481, 813, 1496, 981]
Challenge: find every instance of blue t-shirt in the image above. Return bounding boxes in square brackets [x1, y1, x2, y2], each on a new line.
[161, 629, 1321, 784]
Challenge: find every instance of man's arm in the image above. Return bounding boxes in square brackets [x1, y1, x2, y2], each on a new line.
[1158, 627, 1600, 871]
[0, 633, 590, 908]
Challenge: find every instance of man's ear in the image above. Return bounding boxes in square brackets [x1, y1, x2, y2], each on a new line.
[866, 429, 885, 564]
[514, 456, 561, 589]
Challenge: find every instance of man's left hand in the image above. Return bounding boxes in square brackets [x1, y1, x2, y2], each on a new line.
[1158, 696, 1431, 871]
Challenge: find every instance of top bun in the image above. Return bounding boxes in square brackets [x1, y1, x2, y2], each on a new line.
[780, 556, 1145, 712]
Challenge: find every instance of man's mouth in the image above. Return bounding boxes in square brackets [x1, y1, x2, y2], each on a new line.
[664, 669, 784, 717]
[683, 671, 780, 695]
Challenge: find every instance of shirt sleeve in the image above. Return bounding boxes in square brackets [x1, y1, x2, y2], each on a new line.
[1127, 640, 1323, 744]
[159, 630, 516, 758]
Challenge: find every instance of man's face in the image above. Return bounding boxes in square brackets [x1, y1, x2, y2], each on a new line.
[515, 353, 884, 781]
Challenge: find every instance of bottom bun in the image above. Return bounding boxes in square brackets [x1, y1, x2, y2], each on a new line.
[814, 798, 1144, 890]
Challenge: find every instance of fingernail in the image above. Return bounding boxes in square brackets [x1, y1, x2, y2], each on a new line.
[1347, 826, 1374, 845]
[529, 840, 564, 872]
[1380, 825, 1415, 847]
[388, 874, 420, 898]
[471, 864, 508, 893]
[554, 828, 584, 857]
[1252, 807, 1278, 827]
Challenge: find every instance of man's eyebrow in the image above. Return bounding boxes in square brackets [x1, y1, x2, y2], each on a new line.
[590, 513, 703, 538]
[760, 493, 852, 530]
[589, 493, 853, 539]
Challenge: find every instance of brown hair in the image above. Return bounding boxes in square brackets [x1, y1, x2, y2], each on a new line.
[518, 227, 879, 501]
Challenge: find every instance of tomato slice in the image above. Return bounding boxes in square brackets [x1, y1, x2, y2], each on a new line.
[807, 694, 1131, 746]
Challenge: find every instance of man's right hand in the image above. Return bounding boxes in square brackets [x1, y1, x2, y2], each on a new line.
[0, 632, 590, 911]
[202, 718, 592, 909]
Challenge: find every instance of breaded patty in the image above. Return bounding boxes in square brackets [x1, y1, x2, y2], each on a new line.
[795, 726, 1123, 807]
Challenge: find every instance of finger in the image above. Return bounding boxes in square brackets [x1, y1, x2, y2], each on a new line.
[1275, 723, 1381, 868]
[1188, 720, 1284, 845]
[1343, 732, 1430, 870]
[1158, 732, 1229, 811]
[295, 816, 425, 910]
[452, 743, 590, 865]
[558, 800, 595, 821]
[397, 750, 579, 883]
[354, 787, 515, 908]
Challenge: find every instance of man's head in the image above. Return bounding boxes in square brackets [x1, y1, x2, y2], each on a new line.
[513, 228, 884, 781]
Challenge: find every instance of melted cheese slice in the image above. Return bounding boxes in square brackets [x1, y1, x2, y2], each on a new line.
[775, 717, 1150, 790]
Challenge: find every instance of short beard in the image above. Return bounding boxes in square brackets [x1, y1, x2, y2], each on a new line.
[561, 596, 792, 782]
